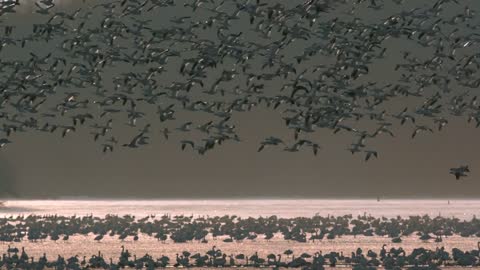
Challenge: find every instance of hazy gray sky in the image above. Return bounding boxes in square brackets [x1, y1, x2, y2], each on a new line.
[1, 0, 480, 199]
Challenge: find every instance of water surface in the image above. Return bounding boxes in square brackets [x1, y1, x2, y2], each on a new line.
[1, 199, 479, 218]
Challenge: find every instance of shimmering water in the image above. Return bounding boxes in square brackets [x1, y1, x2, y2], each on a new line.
[2, 199, 480, 218]
[0, 199, 479, 267]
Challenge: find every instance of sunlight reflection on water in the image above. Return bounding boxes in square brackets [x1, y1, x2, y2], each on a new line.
[1, 199, 479, 219]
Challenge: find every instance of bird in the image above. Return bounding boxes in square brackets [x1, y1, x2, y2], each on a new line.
[364, 150, 378, 161]
[434, 117, 449, 131]
[94, 234, 104, 242]
[0, 138, 12, 148]
[296, 139, 321, 155]
[176, 122, 193, 132]
[123, 133, 149, 148]
[71, 113, 94, 126]
[412, 125, 433, 139]
[102, 144, 114, 153]
[180, 140, 195, 151]
[61, 126, 76, 138]
[161, 128, 171, 140]
[0, 0, 478, 174]
[258, 136, 284, 152]
[450, 165, 470, 180]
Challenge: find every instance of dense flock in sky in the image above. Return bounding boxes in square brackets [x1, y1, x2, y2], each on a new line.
[0, 0, 479, 177]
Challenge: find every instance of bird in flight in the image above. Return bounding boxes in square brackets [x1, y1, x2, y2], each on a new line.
[449, 165, 470, 180]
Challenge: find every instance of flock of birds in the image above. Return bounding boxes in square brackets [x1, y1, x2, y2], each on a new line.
[0, 213, 480, 244]
[3, 244, 480, 269]
[0, 0, 479, 178]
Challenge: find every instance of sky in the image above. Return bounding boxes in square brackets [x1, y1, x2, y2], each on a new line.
[0, 0, 480, 199]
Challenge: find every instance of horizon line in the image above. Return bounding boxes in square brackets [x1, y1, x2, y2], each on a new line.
[3, 196, 480, 201]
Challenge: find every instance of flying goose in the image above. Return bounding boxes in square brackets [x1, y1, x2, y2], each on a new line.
[0, 138, 12, 148]
[258, 136, 284, 152]
[161, 128, 171, 140]
[450, 165, 470, 180]
[102, 144, 114, 153]
[123, 133, 149, 148]
[176, 122, 193, 132]
[181, 140, 195, 151]
[412, 125, 433, 138]
[364, 150, 378, 161]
